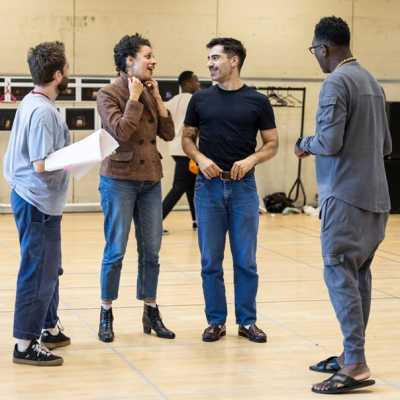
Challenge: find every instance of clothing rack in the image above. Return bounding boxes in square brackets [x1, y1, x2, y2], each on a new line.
[256, 86, 307, 206]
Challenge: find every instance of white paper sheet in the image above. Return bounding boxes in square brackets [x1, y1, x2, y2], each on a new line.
[45, 129, 119, 179]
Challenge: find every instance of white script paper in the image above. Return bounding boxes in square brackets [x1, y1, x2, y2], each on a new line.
[45, 129, 119, 179]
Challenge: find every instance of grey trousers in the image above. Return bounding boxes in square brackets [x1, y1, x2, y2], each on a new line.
[320, 197, 388, 365]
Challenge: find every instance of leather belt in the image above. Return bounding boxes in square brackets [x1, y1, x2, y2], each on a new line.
[218, 169, 255, 181]
[219, 171, 232, 180]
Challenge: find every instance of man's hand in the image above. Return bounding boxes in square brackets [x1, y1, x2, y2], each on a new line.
[294, 144, 310, 158]
[230, 157, 256, 180]
[33, 160, 45, 173]
[128, 77, 144, 101]
[197, 154, 222, 179]
[294, 138, 311, 159]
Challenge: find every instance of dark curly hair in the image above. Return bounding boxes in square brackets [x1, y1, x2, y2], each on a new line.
[314, 16, 350, 46]
[27, 41, 66, 85]
[206, 37, 246, 71]
[113, 33, 151, 72]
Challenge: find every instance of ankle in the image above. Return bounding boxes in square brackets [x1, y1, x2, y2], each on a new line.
[16, 338, 31, 352]
[101, 302, 112, 311]
[44, 325, 60, 336]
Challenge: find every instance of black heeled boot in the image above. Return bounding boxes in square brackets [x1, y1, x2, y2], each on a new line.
[142, 304, 175, 339]
[98, 307, 114, 342]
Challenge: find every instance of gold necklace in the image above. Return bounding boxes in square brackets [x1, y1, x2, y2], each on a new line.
[335, 57, 357, 70]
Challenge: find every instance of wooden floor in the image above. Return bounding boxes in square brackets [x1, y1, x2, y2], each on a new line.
[0, 211, 400, 399]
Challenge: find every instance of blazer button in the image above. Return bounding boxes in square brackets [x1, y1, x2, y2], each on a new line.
[139, 139, 144, 145]
[150, 139, 156, 144]
[148, 117, 154, 123]
[140, 160, 145, 165]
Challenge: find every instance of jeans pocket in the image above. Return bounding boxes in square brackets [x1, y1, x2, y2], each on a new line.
[195, 175, 207, 191]
[240, 175, 257, 191]
[45, 220, 62, 242]
[28, 222, 45, 261]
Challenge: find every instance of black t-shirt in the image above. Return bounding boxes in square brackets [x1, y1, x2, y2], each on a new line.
[184, 84, 276, 171]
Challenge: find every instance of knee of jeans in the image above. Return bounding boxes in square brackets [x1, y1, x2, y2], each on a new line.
[141, 253, 159, 267]
[110, 262, 122, 272]
[201, 260, 223, 275]
[233, 261, 257, 274]
[138, 238, 161, 258]
[103, 260, 123, 274]
[103, 240, 128, 262]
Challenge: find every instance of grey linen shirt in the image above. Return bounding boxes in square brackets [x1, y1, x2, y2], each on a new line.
[299, 61, 391, 213]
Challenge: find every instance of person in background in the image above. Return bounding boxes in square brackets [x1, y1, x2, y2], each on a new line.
[162, 70, 200, 233]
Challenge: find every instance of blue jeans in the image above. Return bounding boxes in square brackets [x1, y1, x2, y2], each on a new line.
[194, 173, 259, 326]
[99, 176, 162, 301]
[11, 190, 62, 340]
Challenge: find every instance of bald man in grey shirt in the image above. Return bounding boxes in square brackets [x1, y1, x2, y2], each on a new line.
[296, 17, 391, 394]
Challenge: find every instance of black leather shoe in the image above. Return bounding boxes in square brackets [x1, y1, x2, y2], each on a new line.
[98, 307, 114, 342]
[238, 324, 267, 343]
[142, 304, 175, 339]
[202, 325, 226, 342]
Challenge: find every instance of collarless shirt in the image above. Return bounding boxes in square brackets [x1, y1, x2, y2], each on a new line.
[299, 62, 391, 213]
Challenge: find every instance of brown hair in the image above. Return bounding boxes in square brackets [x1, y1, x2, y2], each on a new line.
[27, 41, 66, 85]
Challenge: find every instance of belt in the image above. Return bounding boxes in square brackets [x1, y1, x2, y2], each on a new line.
[219, 169, 255, 180]
[219, 171, 233, 180]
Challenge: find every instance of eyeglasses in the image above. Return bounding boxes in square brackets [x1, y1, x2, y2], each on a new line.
[308, 44, 326, 54]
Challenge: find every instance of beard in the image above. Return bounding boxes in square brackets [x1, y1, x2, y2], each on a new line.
[57, 76, 69, 93]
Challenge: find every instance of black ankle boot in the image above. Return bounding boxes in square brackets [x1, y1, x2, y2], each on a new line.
[142, 304, 175, 339]
[98, 307, 114, 342]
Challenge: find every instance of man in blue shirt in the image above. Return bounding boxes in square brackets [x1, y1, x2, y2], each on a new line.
[296, 17, 391, 394]
[183, 37, 278, 343]
[4, 41, 72, 366]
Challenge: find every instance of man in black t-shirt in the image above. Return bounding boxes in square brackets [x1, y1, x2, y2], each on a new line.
[182, 37, 278, 343]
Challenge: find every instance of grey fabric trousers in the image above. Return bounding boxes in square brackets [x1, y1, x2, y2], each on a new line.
[320, 197, 388, 365]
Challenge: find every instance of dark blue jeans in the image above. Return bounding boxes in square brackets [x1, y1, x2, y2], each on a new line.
[194, 173, 259, 326]
[11, 190, 62, 340]
[99, 176, 162, 301]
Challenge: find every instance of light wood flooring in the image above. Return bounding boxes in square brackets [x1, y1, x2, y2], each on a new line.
[0, 211, 399, 399]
